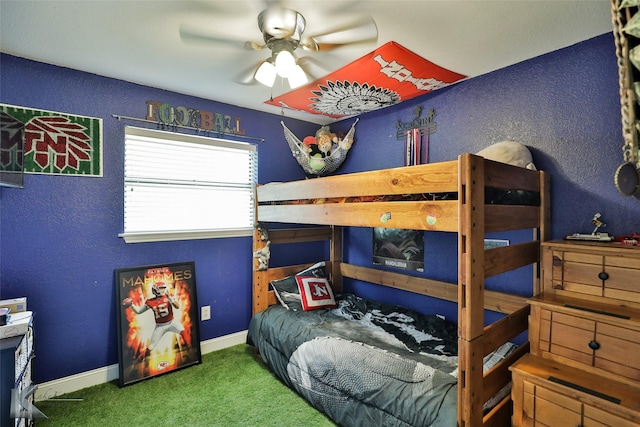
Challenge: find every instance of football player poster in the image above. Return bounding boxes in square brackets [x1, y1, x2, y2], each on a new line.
[115, 262, 201, 386]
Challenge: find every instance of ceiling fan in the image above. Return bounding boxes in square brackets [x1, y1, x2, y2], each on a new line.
[179, 5, 378, 89]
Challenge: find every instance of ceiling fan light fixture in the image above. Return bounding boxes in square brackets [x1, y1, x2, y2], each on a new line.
[288, 65, 308, 89]
[255, 59, 276, 87]
[275, 49, 296, 77]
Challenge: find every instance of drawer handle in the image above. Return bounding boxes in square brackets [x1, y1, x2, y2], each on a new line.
[588, 340, 600, 350]
[598, 271, 609, 280]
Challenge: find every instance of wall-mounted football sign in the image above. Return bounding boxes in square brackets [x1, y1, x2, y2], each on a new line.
[266, 41, 466, 118]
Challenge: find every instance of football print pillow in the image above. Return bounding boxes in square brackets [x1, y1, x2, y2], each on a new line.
[270, 262, 326, 311]
[295, 276, 337, 311]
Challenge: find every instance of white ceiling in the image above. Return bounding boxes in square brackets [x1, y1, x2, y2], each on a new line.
[0, 1, 614, 125]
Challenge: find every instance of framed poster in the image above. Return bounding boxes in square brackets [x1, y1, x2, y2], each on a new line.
[373, 228, 424, 272]
[115, 262, 201, 387]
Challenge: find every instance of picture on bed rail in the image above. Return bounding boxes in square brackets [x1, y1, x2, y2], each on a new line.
[115, 262, 201, 387]
[373, 228, 424, 271]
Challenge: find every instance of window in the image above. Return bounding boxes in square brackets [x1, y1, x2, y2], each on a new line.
[120, 126, 257, 243]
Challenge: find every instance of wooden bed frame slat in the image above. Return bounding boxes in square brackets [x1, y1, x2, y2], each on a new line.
[484, 241, 540, 278]
[265, 227, 333, 244]
[484, 160, 541, 192]
[258, 200, 459, 231]
[483, 305, 530, 356]
[251, 154, 550, 426]
[483, 290, 528, 315]
[483, 343, 530, 404]
[485, 205, 541, 232]
[257, 160, 460, 202]
[482, 393, 513, 427]
[340, 262, 458, 301]
[341, 262, 528, 315]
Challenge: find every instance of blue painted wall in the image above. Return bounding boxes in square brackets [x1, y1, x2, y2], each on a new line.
[1, 32, 639, 385]
[0, 54, 320, 383]
[338, 33, 640, 320]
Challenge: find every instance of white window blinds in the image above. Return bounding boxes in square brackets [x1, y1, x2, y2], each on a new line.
[120, 126, 257, 243]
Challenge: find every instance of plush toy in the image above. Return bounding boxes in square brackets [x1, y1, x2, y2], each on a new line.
[339, 136, 354, 150]
[317, 133, 333, 156]
[476, 141, 537, 170]
[309, 154, 325, 171]
[255, 222, 269, 241]
[315, 125, 331, 139]
[253, 241, 271, 271]
[314, 126, 334, 157]
[303, 135, 316, 147]
[300, 124, 354, 172]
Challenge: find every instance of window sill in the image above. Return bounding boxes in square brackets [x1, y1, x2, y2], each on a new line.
[119, 228, 253, 243]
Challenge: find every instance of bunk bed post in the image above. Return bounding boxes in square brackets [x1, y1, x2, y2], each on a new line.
[330, 226, 343, 293]
[533, 171, 551, 295]
[458, 153, 486, 427]
[252, 225, 269, 315]
[252, 188, 270, 316]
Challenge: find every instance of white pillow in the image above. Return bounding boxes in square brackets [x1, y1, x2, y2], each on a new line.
[476, 141, 537, 170]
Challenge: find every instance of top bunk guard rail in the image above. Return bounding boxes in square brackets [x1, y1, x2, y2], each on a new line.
[257, 154, 544, 233]
[258, 159, 460, 202]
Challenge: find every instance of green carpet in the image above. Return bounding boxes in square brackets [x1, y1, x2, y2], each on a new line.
[35, 344, 335, 426]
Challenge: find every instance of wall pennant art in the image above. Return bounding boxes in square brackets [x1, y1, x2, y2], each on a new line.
[0, 103, 103, 176]
[266, 41, 466, 118]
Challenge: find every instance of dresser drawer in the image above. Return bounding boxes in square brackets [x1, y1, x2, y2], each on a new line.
[522, 381, 640, 427]
[530, 301, 640, 383]
[543, 242, 640, 305]
[522, 379, 581, 425]
[584, 405, 640, 427]
[511, 354, 640, 427]
[603, 264, 640, 302]
[546, 310, 595, 365]
[594, 324, 640, 381]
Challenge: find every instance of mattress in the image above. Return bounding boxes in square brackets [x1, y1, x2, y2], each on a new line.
[247, 294, 516, 426]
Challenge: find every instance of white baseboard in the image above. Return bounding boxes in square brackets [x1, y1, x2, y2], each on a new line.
[34, 330, 248, 402]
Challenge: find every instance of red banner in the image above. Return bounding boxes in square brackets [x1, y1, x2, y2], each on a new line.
[266, 41, 466, 118]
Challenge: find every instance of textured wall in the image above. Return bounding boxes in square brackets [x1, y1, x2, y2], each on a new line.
[337, 33, 640, 318]
[0, 54, 319, 383]
[1, 32, 639, 385]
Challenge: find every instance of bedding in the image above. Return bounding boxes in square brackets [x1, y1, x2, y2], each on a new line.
[247, 293, 517, 427]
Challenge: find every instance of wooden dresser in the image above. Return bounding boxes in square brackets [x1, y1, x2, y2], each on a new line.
[510, 240, 640, 426]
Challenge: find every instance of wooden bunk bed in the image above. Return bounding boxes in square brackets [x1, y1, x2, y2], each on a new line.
[250, 153, 550, 427]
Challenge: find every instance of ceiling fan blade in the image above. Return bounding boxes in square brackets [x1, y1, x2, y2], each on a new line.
[296, 56, 332, 81]
[300, 15, 378, 52]
[179, 24, 264, 50]
[234, 60, 264, 85]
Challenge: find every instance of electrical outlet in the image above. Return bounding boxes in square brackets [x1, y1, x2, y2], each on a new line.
[201, 305, 211, 321]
